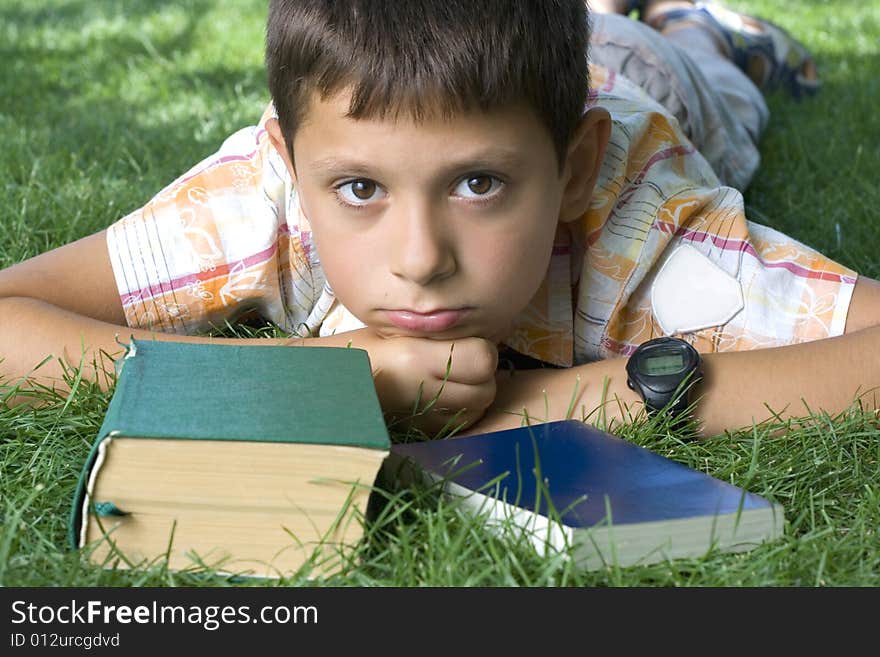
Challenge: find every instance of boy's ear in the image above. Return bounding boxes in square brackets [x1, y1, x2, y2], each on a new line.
[558, 107, 611, 223]
[266, 118, 297, 182]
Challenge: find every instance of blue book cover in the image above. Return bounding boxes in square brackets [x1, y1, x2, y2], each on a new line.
[388, 420, 784, 569]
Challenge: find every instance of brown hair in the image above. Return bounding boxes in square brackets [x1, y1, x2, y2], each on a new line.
[266, 0, 590, 169]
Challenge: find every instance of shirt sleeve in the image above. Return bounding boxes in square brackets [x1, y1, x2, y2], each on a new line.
[706, 218, 857, 351]
[105, 105, 313, 335]
[574, 67, 857, 362]
[598, 183, 858, 357]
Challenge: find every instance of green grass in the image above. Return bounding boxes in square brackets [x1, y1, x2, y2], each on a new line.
[1, 0, 879, 586]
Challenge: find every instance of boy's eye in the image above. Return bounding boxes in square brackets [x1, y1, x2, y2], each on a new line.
[467, 176, 492, 194]
[336, 179, 385, 205]
[349, 180, 376, 199]
[453, 175, 503, 199]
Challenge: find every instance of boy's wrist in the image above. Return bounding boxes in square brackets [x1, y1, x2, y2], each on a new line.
[479, 359, 644, 434]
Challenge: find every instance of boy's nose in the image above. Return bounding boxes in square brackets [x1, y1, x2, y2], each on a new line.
[388, 202, 456, 287]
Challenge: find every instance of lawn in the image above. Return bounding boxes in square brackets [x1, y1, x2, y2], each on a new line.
[1, 0, 878, 586]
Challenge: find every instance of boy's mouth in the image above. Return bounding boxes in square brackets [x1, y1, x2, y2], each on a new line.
[383, 308, 471, 333]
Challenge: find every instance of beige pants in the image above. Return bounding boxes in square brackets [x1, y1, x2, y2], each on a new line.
[589, 13, 769, 191]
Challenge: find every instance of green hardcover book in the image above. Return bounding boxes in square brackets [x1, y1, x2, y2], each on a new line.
[69, 339, 390, 578]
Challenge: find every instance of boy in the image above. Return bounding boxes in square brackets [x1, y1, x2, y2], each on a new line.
[0, 0, 878, 439]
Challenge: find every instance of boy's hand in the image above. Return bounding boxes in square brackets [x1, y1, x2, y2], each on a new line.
[353, 329, 499, 436]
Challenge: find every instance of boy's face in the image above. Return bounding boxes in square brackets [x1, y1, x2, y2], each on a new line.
[270, 91, 606, 344]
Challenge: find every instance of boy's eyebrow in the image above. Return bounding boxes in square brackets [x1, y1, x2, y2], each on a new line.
[307, 157, 374, 176]
[307, 148, 529, 177]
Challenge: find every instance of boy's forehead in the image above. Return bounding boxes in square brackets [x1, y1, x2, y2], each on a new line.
[293, 88, 557, 164]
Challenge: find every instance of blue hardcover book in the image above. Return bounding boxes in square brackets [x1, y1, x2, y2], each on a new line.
[386, 420, 784, 570]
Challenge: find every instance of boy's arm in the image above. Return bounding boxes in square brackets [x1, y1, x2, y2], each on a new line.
[472, 277, 880, 439]
[0, 230, 324, 391]
[0, 231, 126, 326]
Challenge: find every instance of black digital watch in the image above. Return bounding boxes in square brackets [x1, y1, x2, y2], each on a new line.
[625, 336, 703, 418]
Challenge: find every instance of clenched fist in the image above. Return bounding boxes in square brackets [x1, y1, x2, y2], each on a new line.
[352, 329, 499, 436]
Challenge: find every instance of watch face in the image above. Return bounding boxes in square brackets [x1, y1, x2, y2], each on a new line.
[627, 337, 702, 418]
[638, 349, 686, 376]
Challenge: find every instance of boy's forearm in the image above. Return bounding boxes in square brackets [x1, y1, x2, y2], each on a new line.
[472, 356, 642, 436]
[693, 326, 880, 436]
[0, 296, 356, 400]
[479, 326, 880, 438]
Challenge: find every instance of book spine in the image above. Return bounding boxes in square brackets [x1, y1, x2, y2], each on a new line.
[66, 341, 138, 549]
